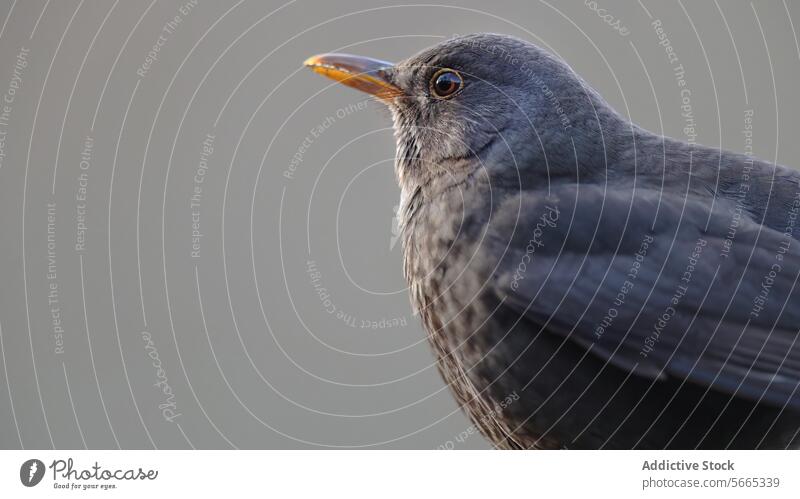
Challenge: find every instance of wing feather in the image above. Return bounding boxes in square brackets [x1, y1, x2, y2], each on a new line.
[488, 184, 800, 409]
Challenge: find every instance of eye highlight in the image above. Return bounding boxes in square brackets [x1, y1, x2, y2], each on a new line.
[430, 69, 463, 99]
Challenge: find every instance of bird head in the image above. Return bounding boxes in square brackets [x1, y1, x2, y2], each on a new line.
[305, 33, 619, 193]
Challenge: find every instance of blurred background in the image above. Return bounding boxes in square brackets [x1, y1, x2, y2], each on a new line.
[0, 0, 798, 449]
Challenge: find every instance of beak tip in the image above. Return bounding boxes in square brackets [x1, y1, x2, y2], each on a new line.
[303, 55, 321, 68]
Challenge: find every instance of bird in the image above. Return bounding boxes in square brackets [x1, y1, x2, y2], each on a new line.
[304, 33, 800, 449]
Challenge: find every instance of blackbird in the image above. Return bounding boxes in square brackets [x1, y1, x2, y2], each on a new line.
[305, 33, 800, 449]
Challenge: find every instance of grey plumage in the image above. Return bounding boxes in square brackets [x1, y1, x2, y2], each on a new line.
[307, 33, 800, 449]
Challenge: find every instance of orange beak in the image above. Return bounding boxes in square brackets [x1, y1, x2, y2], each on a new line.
[304, 53, 403, 101]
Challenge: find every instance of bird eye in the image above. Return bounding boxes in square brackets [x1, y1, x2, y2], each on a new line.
[430, 69, 463, 98]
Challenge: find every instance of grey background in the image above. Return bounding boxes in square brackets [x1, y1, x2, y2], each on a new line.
[0, 0, 798, 449]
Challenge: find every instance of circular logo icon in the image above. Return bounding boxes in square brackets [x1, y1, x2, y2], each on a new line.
[20, 459, 45, 487]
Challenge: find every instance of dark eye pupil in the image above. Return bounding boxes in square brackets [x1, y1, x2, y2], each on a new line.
[434, 71, 461, 96]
